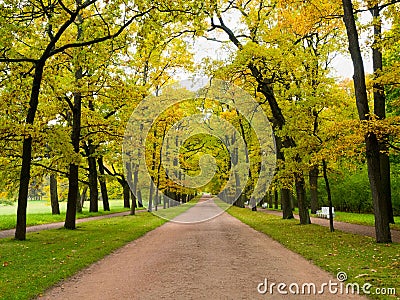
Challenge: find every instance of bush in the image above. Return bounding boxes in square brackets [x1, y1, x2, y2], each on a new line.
[316, 164, 400, 215]
[0, 198, 15, 206]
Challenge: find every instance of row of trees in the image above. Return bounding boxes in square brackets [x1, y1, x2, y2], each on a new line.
[201, 0, 399, 243]
[0, 0, 399, 243]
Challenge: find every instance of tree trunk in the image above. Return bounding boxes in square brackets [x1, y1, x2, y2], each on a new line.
[87, 145, 99, 213]
[137, 190, 143, 208]
[97, 157, 110, 211]
[274, 189, 279, 209]
[370, 5, 394, 224]
[64, 64, 83, 230]
[77, 185, 88, 213]
[322, 160, 334, 232]
[268, 190, 273, 208]
[133, 167, 142, 207]
[148, 180, 154, 212]
[15, 62, 45, 240]
[122, 180, 130, 209]
[342, 0, 391, 242]
[309, 165, 319, 214]
[281, 188, 294, 219]
[49, 173, 60, 215]
[295, 174, 311, 224]
[125, 161, 136, 215]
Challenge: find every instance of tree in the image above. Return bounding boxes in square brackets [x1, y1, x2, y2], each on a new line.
[0, 1, 156, 238]
[342, 0, 392, 242]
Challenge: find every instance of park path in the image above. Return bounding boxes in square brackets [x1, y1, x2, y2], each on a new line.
[260, 209, 400, 243]
[0, 211, 133, 239]
[40, 198, 365, 300]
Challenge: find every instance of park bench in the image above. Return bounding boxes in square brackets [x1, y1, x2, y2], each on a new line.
[316, 207, 335, 219]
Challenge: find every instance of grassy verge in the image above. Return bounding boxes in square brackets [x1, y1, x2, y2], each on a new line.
[332, 212, 400, 231]
[228, 206, 399, 300]
[263, 207, 400, 231]
[0, 200, 130, 230]
[0, 213, 166, 300]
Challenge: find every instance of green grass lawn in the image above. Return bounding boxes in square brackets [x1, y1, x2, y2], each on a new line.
[262, 206, 400, 231]
[228, 206, 399, 299]
[0, 213, 166, 300]
[333, 211, 400, 231]
[0, 200, 130, 230]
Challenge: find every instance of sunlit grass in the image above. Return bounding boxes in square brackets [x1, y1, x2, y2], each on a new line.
[0, 200, 129, 230]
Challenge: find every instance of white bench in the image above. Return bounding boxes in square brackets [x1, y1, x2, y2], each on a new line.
[316, 207, 335, 219]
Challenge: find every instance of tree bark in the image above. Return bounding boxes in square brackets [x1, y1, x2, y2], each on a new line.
[87, 143, 99, 213]
[64, 63, 83, 229]
[268, 190, 273, 208]
[122, 179, 130, 209]
[342, 0, 391, 242]
[15, 62, 45, 240]
[148, 180, 154, 212]
[50, 174, 60, 215]
[97, 157, 110, 211]
[309, 165, 319, 214]
[78, 185, 88, 213]
[274, 189, 278, 209]
[322, 160, 334, 232]
[132, 166, 140, 207]
[125, 161, 135, 214]
[137, 190, 143, 208]
[370, 5, 394, 224]
[295, 174, 311, 224]
[281, 188, 294, 219]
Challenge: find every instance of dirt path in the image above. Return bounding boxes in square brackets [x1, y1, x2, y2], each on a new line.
[0, 211, 135, 239]
[40, 199, 365, 299]
[260, 209, 400, 243]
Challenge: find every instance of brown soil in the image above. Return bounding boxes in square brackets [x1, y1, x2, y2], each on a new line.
[40, 199, 366, 300]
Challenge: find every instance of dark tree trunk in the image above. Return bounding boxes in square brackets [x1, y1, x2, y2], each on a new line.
[295, 174, 311, 224]
[77, 186, 88, 213]
[76, 186, 82, 213]
[268, 190, 273, 208]
[309, 165, 319, 214]
[274, 189, 279, 209]
[148, 180, 154, 212]
[342, 0, 391, 242]
[137, 190, 143, 208]
[133, 167, 141, 206]
[50, 173, 60, 215]
[281, 188, 294, 219]
[97, 157, 110, 211]
[275, 135, 294, 219]
[125, 162, 136, 215]
[15, 62, 45, 240]
[64, 64, 83, 230]
[122, 180, 130, 209]
[370, 5, 394, 224]
[322, 160, 334, 232]
[87, 145, 99, 213]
